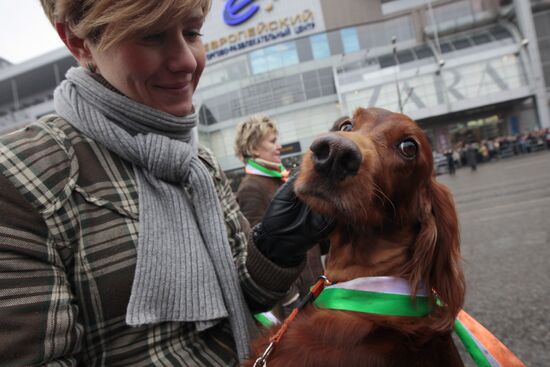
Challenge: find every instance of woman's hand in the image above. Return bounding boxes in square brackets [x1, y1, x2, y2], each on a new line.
[252, 172, 335, 267]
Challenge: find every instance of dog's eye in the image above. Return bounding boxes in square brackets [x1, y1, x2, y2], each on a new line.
[339, 120, 353, 132]
[398, 139, 418, 159]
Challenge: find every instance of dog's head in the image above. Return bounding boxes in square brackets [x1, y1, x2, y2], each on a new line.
[295, 107, 464, 330]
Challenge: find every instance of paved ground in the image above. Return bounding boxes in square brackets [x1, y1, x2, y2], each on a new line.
[436, 150, 550, 367]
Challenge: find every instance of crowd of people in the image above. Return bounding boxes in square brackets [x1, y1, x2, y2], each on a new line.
[440, 128, 550, 174]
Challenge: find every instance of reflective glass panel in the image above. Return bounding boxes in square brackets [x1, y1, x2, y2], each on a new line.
[249, 42, 299, 74]
[341, 28, 360, 54]
[310, 33, 331, 60]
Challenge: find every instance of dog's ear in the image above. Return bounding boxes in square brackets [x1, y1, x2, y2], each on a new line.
[409, 179, 465, 331]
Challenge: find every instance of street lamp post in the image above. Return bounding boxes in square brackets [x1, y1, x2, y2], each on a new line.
[391, 36, 403, 113]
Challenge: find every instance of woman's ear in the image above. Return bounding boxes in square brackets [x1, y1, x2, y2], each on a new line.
[54, 22, 93, 67]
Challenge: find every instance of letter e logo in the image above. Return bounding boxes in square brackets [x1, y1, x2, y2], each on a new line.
[223, 0, 260, 26]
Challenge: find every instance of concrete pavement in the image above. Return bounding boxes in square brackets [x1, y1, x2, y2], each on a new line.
[437, 150, 550, 367]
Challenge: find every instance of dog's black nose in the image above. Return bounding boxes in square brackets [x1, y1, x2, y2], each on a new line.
[310, 135, 362, 181]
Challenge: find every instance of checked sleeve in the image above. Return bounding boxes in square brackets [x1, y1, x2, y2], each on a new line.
[198, 146, 305, 312]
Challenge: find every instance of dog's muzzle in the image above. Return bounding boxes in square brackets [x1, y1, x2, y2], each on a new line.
[310, 134, 362, 181]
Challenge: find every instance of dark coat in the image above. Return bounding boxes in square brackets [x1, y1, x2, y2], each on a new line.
[236, 173, 325, 319]
[236, 174, 282, 227]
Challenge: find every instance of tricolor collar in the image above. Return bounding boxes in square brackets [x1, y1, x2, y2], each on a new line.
[314, 276, 431, 317]
[313, 276, 526, 367]
[254, 276, 526, 367]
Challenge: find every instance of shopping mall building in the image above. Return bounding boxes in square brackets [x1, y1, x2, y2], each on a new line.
[1, 0, 549, 177]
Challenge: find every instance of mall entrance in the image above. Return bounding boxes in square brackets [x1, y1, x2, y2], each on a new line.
[418, 98, 532, 152]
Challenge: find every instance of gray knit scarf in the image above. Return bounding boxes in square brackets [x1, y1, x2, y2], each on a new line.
[54, 67, 255, 360]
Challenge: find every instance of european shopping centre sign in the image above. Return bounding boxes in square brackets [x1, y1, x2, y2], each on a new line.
[223, 0, 260, 26]
[204, 0, 325, 61]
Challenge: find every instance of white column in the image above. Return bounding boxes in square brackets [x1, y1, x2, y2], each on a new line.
[513, 0, 550, 128]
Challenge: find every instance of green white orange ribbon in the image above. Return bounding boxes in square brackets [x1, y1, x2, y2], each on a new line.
[254, 311, 281, 328]
[454, 310, 526, 367]
[245, 159, 289, 181]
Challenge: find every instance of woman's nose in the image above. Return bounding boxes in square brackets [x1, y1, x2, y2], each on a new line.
[166, 37, 198, 73]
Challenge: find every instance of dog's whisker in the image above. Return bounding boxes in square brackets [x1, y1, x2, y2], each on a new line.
[373, 183, 396, 217]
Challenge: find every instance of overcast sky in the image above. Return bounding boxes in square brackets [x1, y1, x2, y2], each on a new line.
[0, 0, 64, 64]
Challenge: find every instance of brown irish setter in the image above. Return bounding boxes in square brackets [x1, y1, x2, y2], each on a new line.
[247, 107, 465, 367]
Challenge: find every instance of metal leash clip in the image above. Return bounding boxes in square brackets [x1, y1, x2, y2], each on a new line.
[319, 275, 331, 285]
[252, 341, 275, 367]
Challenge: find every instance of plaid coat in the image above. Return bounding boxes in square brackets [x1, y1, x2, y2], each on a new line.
[0, 116, 303, 366]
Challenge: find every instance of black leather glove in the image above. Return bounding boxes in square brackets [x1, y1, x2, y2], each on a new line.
[253, 172, 335, 267]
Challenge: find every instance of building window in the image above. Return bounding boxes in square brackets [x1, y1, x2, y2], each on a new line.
[341, 28, 360, 54]
[249, 42, 299, 74]
[310, 33, 330, 60]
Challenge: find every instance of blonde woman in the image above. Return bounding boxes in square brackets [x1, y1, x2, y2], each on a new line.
[234, 116, 327, 319]
[234, 115, 288, 225]
[0, 1, 333, 365]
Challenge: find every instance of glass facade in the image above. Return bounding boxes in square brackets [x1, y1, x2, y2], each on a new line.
[0, 55, 77, 122]
[426, 0, 475, 26]
[197, 14, 416, 94]
[249, 42, 299, 74]
[339, 25, 528, 120]
[356, 15, 415, 49]
[198, 67, 336, 126]
[196, 13, 418, 131]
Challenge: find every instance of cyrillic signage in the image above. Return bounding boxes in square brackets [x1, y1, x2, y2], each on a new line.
[202, 0, 326, 62]
[206, 10, 315, 60]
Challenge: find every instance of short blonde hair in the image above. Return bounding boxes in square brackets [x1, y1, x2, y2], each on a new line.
[40, 0, 211, 51]
[234, 115, 279, 163]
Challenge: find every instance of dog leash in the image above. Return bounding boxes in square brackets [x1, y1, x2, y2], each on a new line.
[252, 275, 332, 367]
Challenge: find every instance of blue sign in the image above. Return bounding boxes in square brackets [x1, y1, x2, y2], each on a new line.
[510, 116, 519, 135]
[223, 0, 260, 26]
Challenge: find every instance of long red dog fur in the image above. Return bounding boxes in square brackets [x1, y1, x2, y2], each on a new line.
[246, 107, 465, 367]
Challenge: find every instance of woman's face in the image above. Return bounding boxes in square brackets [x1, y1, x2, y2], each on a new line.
[252, 132, 282, 164]
[88, 9, 205, 116]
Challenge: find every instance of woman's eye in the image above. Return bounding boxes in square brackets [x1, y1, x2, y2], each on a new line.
[339, 120, 353, 132]
[398, 139, 418, 159]
[185, 31, 203, 40]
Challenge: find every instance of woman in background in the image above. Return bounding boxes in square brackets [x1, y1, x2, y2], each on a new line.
[234, 116, 326, 319]
[234, 115, 288, 225]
